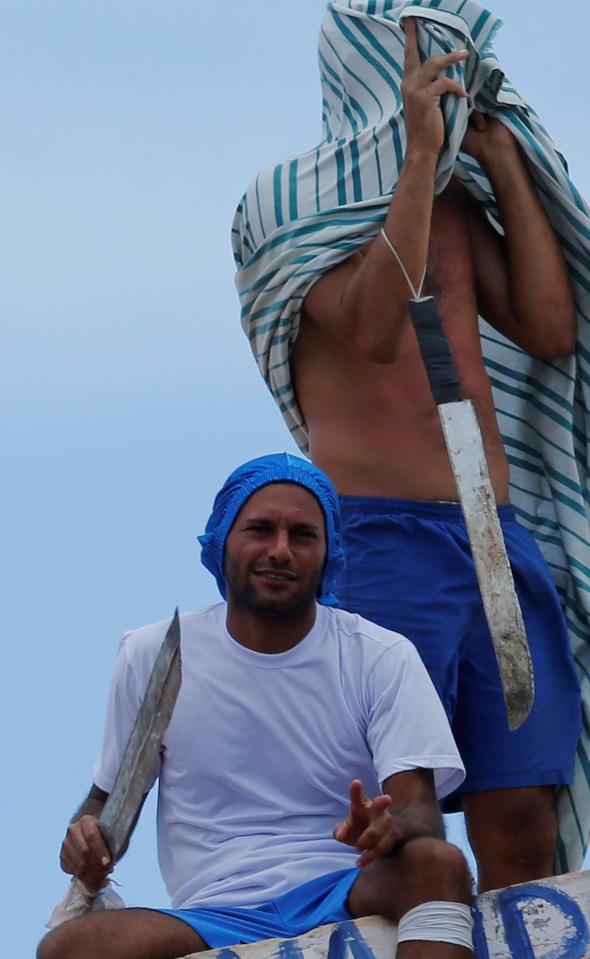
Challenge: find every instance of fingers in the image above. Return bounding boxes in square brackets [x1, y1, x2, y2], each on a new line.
[429, 77, 468, 100]
[60, 815, 112, 890]
[355, 815, 404, 867]
[401, 17, 469, 154]
[356, 835, 397, 867]
[336, 781, 395, 854]
[419, 50, 469, 85]
[333, 819, 354, 845]
[344, 783, 398, 867]
[348, 779, 366, 811]
[403, 17, 468, 86]
[348, 780, 391, 819]
[403, 18, 420, 75]
[355, 815, 400, 853]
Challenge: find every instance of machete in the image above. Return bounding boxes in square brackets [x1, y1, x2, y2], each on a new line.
[409, 296, 534, 731]
[47, 609, 182, 927]
[98, 607, 182, 857]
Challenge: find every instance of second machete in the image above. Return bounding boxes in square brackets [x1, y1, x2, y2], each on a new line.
[409, 295, 534, 731]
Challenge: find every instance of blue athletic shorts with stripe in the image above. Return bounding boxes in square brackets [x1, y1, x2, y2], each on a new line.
[334, 496, 581, 808]
[156, 868, 360, 948]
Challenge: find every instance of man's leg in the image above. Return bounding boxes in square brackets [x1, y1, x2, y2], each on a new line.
[347, 837, 473, 958]
[463, 785, 557, 893]
[453, 519, 580, 892]
[37, 907, 207, 959]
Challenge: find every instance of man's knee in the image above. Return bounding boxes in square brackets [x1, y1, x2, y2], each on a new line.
[37, 920, 93, 959]
[398, 837, 472, 899]
[38, 907, 207, 959]
[348, 838, 473, 920]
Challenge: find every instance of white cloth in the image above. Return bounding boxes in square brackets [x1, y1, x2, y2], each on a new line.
[45, 879, 126, 930]
[397, 901, 473, 950]
[94, 603, 464, 909]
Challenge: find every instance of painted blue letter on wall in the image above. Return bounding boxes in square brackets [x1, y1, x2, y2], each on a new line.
[327, 922, 378, 959]
[498, 883, 589, 959]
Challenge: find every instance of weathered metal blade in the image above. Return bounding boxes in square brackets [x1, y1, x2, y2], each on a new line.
[408, 295, 534, 730]
[99, 609, 182, 860]
[439, 400, 534, 730]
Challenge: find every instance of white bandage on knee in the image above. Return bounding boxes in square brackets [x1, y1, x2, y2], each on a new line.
[397, 901, 474, 951]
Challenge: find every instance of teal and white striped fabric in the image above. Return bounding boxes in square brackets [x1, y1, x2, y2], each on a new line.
[232, 0, 590, 871]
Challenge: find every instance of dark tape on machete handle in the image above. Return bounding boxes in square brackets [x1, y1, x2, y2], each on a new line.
[409, 297, 463, 406]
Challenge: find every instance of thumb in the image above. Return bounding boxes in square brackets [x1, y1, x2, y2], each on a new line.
[471, 110, 487, 132]
[333, 819, 353, 842]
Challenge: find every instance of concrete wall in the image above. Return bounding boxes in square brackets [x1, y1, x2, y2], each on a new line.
[181, 870, 590, 959]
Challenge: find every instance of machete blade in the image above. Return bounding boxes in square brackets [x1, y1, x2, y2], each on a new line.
[99, 608, 182, 860]
[409, 296, 534, 730]
[439, 402, 534, 730]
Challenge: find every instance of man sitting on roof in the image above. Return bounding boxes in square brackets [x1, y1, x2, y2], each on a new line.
[39, 453, 472, 959]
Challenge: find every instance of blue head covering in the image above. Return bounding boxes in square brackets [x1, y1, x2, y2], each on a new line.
[198, 452, 345, 605]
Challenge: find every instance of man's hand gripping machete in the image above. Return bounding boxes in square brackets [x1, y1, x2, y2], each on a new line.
[46, 609, 182, 927]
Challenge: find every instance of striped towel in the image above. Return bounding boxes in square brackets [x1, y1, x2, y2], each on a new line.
[232, 0, 590, 871]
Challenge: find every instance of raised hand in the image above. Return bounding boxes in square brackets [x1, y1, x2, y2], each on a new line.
[60, 814, 112, 891]
[461, 110, 518, 164]
[402, 17, 468, 158]
[333, 779, 404, 867]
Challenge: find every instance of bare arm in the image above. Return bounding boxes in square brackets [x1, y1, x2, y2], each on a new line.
[462, 114, 576, 358]
[304, 19, 468, 363]
[59, 784, 112, 890]
[334, 771, 444, 867]
[59, 782, 148, 890]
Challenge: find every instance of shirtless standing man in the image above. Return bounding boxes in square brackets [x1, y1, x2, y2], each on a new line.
[289, 19, 581, 892]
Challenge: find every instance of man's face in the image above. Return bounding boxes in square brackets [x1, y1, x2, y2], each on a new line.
[224, 482, 327, 618]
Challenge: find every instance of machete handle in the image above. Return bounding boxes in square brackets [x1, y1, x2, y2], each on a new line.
[409, 297, 463, 405]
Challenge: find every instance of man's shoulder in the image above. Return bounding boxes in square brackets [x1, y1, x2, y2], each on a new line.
[121, 602, 226, 660]
[325, 607, 431, 701]
[326, 606, 414, 655]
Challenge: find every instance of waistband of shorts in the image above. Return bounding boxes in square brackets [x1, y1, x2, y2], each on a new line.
[337, 495, 517, 524]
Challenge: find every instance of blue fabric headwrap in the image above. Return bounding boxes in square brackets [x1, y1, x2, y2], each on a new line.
[198, 453, 345, 606]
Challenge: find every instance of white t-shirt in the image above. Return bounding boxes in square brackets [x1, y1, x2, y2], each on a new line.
[94, 603, 464, 909]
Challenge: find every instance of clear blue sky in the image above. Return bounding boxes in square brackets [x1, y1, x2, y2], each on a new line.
[2, 2, 588, 954]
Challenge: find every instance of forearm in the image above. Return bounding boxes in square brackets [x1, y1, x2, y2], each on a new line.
[341, 148, 438, 361]
[60, 785, 113, 888]
[482, 144, 576, 353]
[70, 784, 108, 823]
[70, 784, 142, 863]
[337, 774, 446, 867]
[303, 27, 468, 360]
[389, 798, 445, 845]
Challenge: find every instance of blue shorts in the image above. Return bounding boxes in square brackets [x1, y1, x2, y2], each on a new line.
[335, 496, 581, 807]
[157, 868, 360, 948]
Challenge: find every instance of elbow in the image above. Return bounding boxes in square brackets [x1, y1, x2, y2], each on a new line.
[544, 337, 577, 360]
[348, 305, 405, 364]
[513, 295, 577, 359]
[334, 271, 409, 362]
[532, 311, 577, 360]
[528, 332, 576, 361]
[555, 309, 578, 356]
[358, 340, 400, 364]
